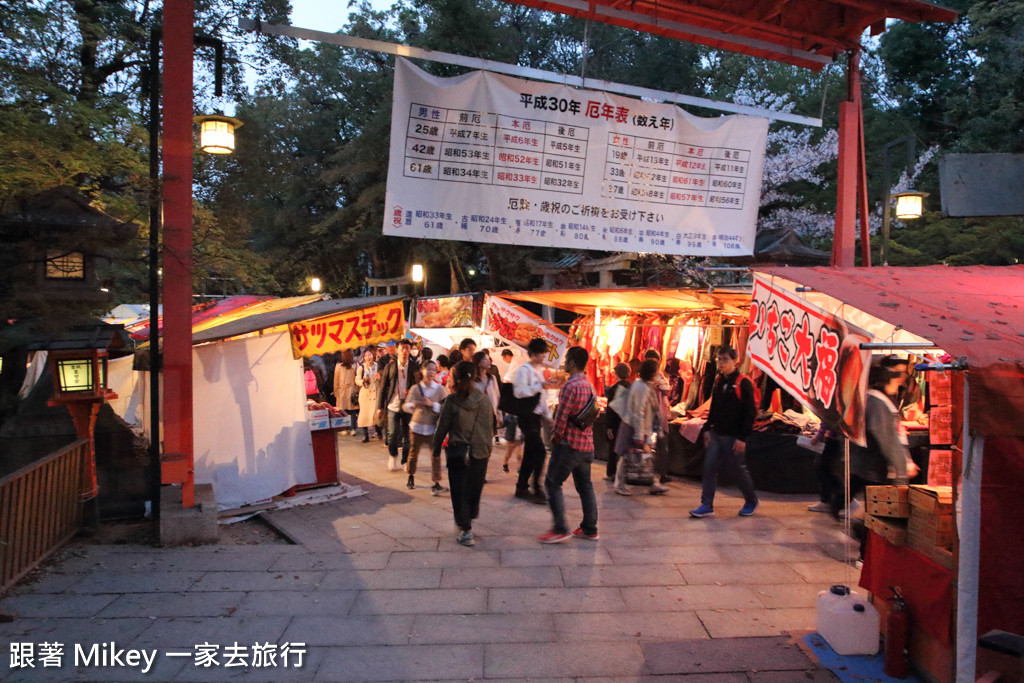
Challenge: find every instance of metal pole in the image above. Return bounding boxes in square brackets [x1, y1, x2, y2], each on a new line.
[147, 29, 162, 520]
[881, 146, 892, 266]
[858, 342, 936, 350]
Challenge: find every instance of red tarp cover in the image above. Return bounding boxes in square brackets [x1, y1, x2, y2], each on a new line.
[130, 295, 275, 341]
[757, 266, 1024, 439]
[860, 531, 954, 646]
[979, 436, 1024, 639]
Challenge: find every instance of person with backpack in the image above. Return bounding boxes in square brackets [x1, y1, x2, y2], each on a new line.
[538, 346, 599, 543]
[689, 346, 759, 518]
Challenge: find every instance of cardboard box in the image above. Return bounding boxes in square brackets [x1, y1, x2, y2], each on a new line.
[306, 408, 330, 431]
[914, 543, 956, 571]
[866, 500, 911, 518]
[909, 513, 953, 548]
[866, 514, 908, 545]
[927, 450, 953, 487]
[866, 485, 909, 503]
[909, 486, 953, 515]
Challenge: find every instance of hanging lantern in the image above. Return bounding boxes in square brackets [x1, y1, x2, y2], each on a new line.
[194, 115, 243, 155]
[411, 264, 424, 283]
[310, 277, 322, 293]
[893, 191, 929, 220]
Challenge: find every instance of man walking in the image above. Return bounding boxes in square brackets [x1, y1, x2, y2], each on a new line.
[539, 346, 599, 543]
[689, 346, 759, 518]
[377, 339, 419, 472]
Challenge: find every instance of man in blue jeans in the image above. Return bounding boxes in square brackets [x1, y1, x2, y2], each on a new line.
[539, 346, 599, 543]
[690, 346, 759, 518]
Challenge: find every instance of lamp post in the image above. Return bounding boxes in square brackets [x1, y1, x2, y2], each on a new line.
[880, 136, 926, 266]
[147, 27, 237, 512]
[47, 349, 118, 529]
[310, 277, 322, 293]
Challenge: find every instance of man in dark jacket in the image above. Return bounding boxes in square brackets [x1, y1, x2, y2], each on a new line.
[377, 339, 420, 471]
[690, 346, 759, 518]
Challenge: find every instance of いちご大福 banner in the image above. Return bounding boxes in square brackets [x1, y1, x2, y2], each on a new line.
[384, 58, 768, 257]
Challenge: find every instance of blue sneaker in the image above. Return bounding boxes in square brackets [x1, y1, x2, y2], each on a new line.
[689, 504, 714, 518]
[738, 500, 759, 517]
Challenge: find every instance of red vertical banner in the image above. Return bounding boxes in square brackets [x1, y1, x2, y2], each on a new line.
[748, 275, 872, 444]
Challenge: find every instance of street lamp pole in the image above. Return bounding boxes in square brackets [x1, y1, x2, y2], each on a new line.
[880, 135, 916, 266]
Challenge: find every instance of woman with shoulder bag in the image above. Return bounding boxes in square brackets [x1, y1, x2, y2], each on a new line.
[334, 350, 358, 435]
[432, 361, 495, 547]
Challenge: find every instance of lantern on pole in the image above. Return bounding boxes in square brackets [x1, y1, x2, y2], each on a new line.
[894, 191, 928, 220]
[194, 114, 243, 155]
[47, 348, 118, 515]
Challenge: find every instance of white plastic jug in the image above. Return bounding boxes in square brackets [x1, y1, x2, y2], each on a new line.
[816, 584, 880, 655]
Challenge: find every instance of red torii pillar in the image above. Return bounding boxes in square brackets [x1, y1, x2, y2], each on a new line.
[833, 49, 871, 268]
[162, 0, 196, 507]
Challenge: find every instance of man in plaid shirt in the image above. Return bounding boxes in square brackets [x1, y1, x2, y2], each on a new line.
[539, 345, 599, 543]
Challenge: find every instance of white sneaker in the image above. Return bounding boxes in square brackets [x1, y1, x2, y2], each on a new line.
[388, 456, 401, 472]
[807, 501, 831, 513]
[838, 499, 863, 519]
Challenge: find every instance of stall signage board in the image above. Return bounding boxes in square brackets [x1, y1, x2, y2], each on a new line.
[412, 294, 479, 329]
[385, 58, 769, 257]
[748, 275, 872, 445]
[289, 300, 405, 359]
[483, 296, 568, 367]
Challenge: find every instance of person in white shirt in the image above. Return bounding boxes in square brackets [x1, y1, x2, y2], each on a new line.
[513, 338, 554, 503]
[402, 361, 448, 494]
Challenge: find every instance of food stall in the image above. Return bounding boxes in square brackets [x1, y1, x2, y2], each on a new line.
[751, 265, 1024, 683]
[499, 286, 824, 491]
[106, 294, 405, 509]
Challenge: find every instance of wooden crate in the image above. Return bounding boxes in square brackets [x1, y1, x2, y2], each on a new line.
[867, 484, 909, 503]
[866, 514, 908, 545]
[866, 499, 911, 518]
[909, 485, 953, 515]
[909, 512, 954, 549]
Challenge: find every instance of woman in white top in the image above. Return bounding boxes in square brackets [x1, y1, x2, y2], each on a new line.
[402, 361, 448, 494]
[355, 349, 381, 442]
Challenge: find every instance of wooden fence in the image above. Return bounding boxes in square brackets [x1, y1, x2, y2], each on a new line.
[1, 440, 86, 591]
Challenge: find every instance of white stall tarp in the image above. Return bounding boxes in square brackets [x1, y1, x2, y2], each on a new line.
[192, 331, 316, 509]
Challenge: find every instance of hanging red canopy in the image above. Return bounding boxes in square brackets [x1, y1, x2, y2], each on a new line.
[503, 0, 958, 71]
[756, 265, 1024, 438]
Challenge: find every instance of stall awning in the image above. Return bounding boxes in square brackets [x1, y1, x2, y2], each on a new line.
[501, 287, 751, 317]
[756, 266, 1024, 438]
[193, 295, 405, 345]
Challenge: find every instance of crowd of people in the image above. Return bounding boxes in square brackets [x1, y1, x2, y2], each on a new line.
[305, 337, 916, 551]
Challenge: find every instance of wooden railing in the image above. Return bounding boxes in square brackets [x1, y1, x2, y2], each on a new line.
[0, 440, 86, 591]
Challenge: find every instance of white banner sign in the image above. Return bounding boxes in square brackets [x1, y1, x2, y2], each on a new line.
[385, 58, 768, 256]
[748, 275, 872, 445]
[483, 296, 568, 368]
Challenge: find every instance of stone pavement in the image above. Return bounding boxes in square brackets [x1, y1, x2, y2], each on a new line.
[1, 433, 859, 681]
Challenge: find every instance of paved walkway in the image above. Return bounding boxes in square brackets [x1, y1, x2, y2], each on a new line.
[1, 434, 857, 681]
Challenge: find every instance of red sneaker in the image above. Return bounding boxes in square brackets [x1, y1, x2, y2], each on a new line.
[572, 528, 599, 541]
[538, 530, 571, 544]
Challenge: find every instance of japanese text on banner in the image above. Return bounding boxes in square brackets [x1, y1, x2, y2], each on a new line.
[385, 58, 768, 258]
[747, 275, 872, 445]
[289, 301, 405, 359]
[482, 296, 567, 367]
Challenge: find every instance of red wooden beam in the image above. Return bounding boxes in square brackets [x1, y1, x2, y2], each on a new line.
[161, 0, 195, 509]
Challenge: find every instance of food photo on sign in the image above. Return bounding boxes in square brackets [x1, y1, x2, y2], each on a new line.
[482, 295, 568, 368]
